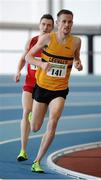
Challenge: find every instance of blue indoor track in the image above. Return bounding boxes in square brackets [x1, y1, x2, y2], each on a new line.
[0, 75, 101, 179]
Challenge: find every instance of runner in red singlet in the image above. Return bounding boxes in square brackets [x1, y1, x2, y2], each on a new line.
[14, 14, 54, 161]
[23, 36, 41, 93]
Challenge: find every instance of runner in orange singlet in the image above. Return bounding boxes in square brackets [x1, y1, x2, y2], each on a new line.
[26, 9, 83, 173]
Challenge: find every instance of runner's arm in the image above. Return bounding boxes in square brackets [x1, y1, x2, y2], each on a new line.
[74, 38, 83, 71]
[25, 34, 51, 72]
[15, 40, 31, 82]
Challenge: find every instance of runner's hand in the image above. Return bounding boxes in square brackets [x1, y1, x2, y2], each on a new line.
[41, 62, 52, 72]
[74, 61, 83, 71]
[14, 72, 21, 82]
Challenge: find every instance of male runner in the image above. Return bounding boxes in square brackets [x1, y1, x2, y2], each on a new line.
[15, 14, 54, 162]
[26, 9, 83, 173]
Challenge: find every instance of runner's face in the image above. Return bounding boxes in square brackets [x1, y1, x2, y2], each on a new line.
[57, 14, 73, 35]
[39, 18, 53, 34]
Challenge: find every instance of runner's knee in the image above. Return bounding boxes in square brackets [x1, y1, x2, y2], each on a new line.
[23, 109, 31, 120]
[30, 123, 41, 132]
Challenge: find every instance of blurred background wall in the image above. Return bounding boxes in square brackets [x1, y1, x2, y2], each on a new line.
[0, 0, 101, 75]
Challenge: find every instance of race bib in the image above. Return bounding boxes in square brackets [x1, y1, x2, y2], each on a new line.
[30, 57, 41, 70]
[30, 64, 38, 70]
[47, 62, 67, 77]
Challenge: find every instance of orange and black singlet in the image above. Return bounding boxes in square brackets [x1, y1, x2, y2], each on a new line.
[36, 32, 75, 91]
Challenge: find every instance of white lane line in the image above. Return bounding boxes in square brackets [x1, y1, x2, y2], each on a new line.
[65, 102, 101, 106]
[0, 119, 20, 125]
[68, 92, 101, 96]
[0, 101, 101, 110]
[0, 105, 22, 110]
[0, 93, 21, 97]
[0, 114, 101, 125]
[0, 128, 101, 145]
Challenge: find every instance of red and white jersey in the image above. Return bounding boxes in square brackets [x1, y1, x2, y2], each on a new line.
[23, 36, 42, 93]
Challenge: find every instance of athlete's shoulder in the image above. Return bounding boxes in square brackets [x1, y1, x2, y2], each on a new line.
[31, 35, 39, 42]
[39, 33, 50, 39]
[70, 35, 81, 47]
[37, 33, 51, 45]
[29, 36, 39, 48]
[72, 36, 81, 52]
[72, 35, 81, 42]
[41, 31, 55, 44]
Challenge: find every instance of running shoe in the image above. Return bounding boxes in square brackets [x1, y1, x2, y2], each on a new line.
[31, 161, 44, 173]
[28, 112, 32, 121]
[17, 150, 28, 161]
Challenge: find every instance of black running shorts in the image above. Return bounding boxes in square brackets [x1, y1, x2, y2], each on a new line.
[32, 84, 69, 104]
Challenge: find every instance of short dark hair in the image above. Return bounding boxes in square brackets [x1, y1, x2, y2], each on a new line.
[57, 9, 73, 18]
[40, 14, 54, 25]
